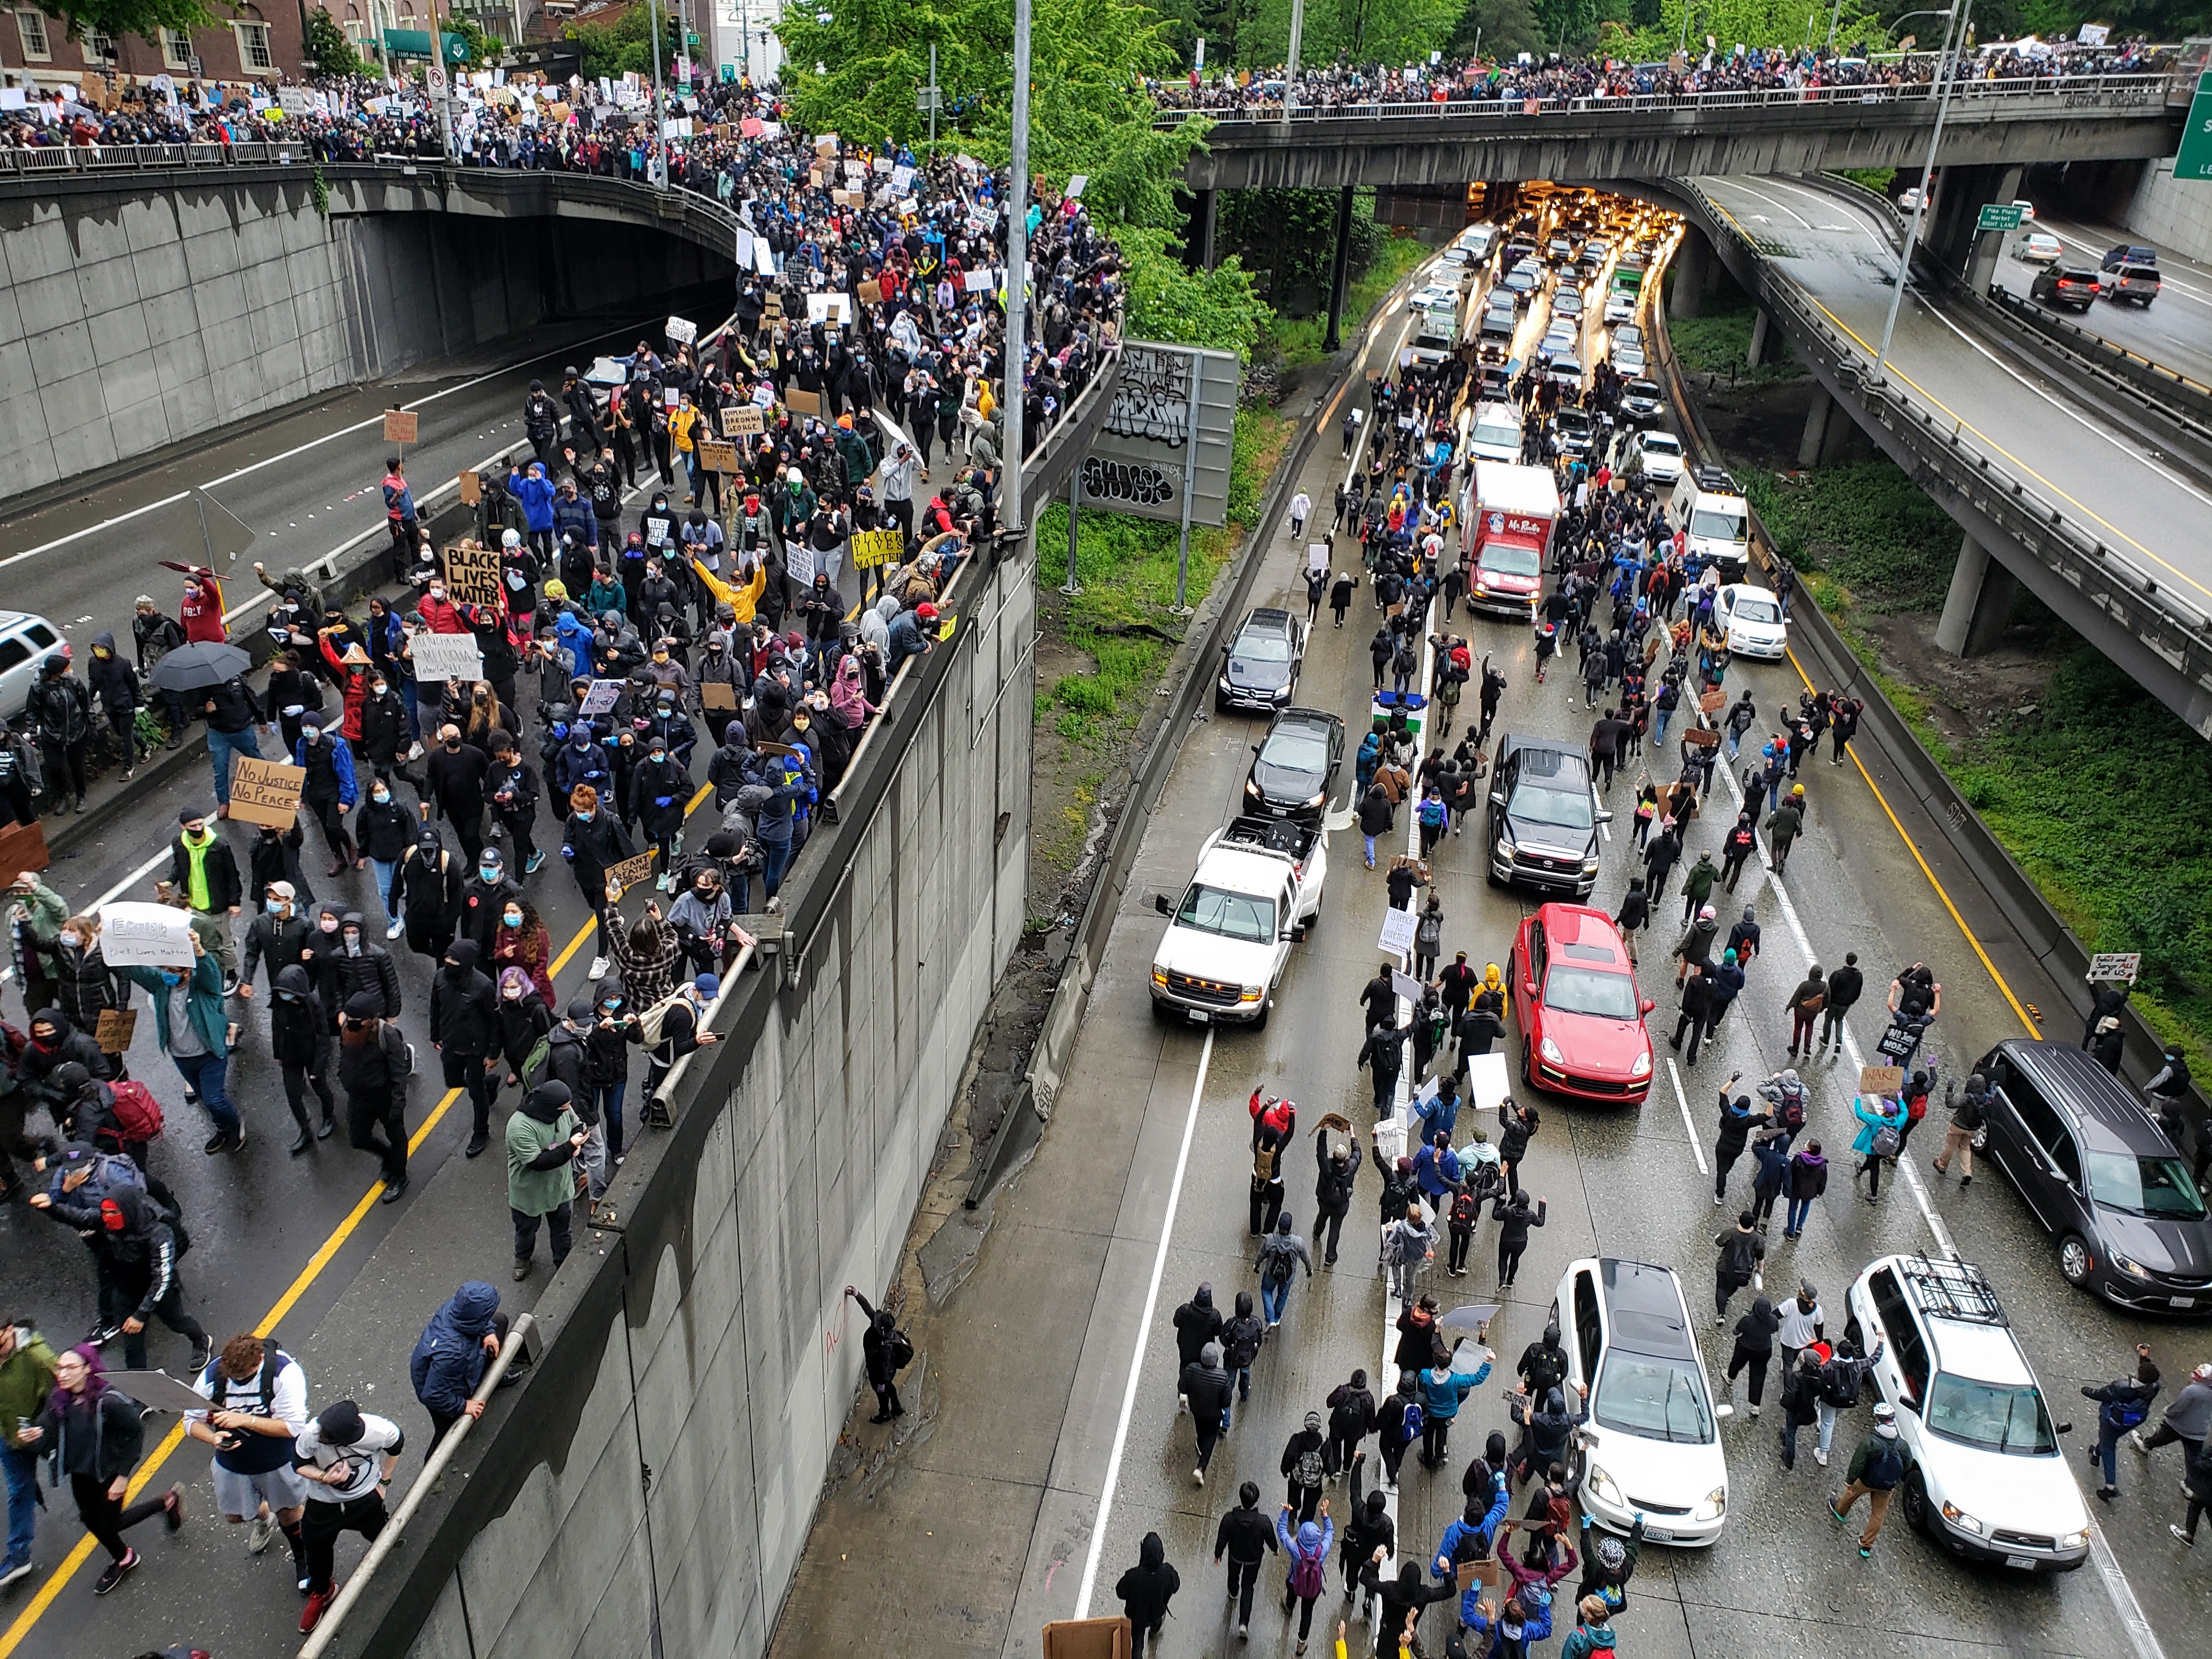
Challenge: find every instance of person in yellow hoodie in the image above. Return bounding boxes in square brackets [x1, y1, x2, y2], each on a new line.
[668, 396, 702, 507]
[690, 549, 769, 628]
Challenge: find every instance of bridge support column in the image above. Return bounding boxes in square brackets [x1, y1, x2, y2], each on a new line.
[1797, 385, 1835, 466]
[1746, 307, 1771, 368]
[1963, 164, 2024, 294]
[1323, 185, 1355, 354]
[1195, 189, 1218, 271]
[1934, 533, 2019, 657]
[1670, 225, 1710, 320]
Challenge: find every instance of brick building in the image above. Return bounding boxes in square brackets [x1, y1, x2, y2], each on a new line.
[1, 2, 309, 88]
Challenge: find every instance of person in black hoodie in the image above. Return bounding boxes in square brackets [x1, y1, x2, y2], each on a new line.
[1340, 1454, 1394, 1616]
[20, 1343, 182, 1595]
[354, 779, 415, 934]
[1171, 1282, 1222, 1381]
[1713, 1210, 1766, 1327]
[269, 963, 336, 1153]
[1220, 1290, 1266, 1408]
[36, 1183, 207, 1375]
[1282, 1408, 1328, 1523]
[85, 633, 144, 778]
[561, 784, 636, 983]
[337, 990, 411, 1203]
[431, 941, 501, 1160]
[398, 826, 464, 962]
[1214, 1480, 1279, 1639]
[1325, 1368, 1376, 1477]
[457, 848, 522, 960]
[1357, 1553, 1453, 1659]
[1180, 1340, 1234, 1486]
[1725, 1294, 1781, 1417]
[1313, 1118, 1359, 1267]
[238, 882, 313, 1000]
[1115, 1531, 1180, 1658]
[1491, 1190, 1547, 1288]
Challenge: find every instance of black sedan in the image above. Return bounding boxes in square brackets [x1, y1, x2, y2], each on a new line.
[1217, 607, 1306, 714]
[1244, 706, 1345, 821]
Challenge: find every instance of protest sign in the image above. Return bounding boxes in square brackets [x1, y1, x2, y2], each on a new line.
[382, 409, 417, 444]
[100, 902, 196, 967]
[850, 529, 902, 569]
[701, 681, 738, 711]
[408, 632, 486, 685]
[95, 1008, 138, 1054]
[605, 853, 655, 896]
[665, 315, 698, 346]
[785, 388, 821, 418]
[1859, 1065, 1905, 1098]
[442, 541, 503, 608]
[228, 757, 305, 831]
[1378, 907, 1419, 957]
[723, 405, 764, 436]
[698, 441, 740, 474]
[579, 680, 624, 717]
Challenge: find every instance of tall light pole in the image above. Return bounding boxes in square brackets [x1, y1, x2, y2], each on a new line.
[1001, 0, 1031, 538]
[1283, 0, 1303, 121]
[1871, 0, 1970, 388]
[647, 0, 669, 186]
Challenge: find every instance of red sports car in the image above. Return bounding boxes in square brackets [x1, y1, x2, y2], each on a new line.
[1513, 903, 1656, 1104]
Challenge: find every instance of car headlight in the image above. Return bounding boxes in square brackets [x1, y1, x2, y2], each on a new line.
[1218, 675, 1233, 692]
[2059, 1529, 2089, 1550]
[2110, 1251, 2150, 1279]
[1306, 792, 1326, 808]
[1582, 854, 1601, 873]
[1585, 1463, 1623, 1507]
[1239, 985, 1265, 1003]
[1692, 1485, 1726, 1522]
[1540, 1036, 1564, 1065]
[1496, 837, 1516, 857]
[1630, 1051, 1651, 1079]
[1940, 1502, 1985, 1536]
[1245, 778, 1261, 797]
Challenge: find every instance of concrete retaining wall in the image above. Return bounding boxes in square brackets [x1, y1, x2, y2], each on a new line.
[2124, 157, 2212, 265]
[0, 174, 720, 500]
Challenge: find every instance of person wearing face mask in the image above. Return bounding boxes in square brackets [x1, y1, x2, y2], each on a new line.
[268, 964, 337, 1152]
[668, 865, 746, 978]
[424, 723, 492, 866]
[488, 893, 554, 1008]
[631, 736, 690, 890]
[53, 913, 125, 1057]
[166, 561, 228, 646]
[117, 932, 241, 1155]
[458, 847, 522, 960]
[5, 870, 68, 1019]
[586, 984, 638, 1166]
[292, 714, 361, 878]
[431, 940, 502, 1159]
[238, 882, 312, 1003]
[561, 785, 636, 982]
[337, 992, 412, 1204]
[551, 720, 611, 821]
[543, 998, 610, 1198]
[323, 912, 402, 1031]
[166, 810, 244, 996]
[245, 819, 313, 915]
[414, 578, 466, 637]
[631, 972, 720, 1109]
[357, 669, 413, 788]
[84, 631, 145, 781]
[494, 968, 552, 1090]
[487, 736, 543, 876]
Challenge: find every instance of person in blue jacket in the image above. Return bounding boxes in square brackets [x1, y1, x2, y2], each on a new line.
[1849, 1092, 1906, 1201]
[506, 461, 558, 561]
[408, 1281, 509, 1447]
[1432, 1478, 1511, 1629]
[293, 713, 359, 876]
[1275, 1503, 1335, 1654]
[1419, 1341, 1492, 1470]
[1413, 1131, 1462, 1201]
[2081, 1344, 2160, 1503]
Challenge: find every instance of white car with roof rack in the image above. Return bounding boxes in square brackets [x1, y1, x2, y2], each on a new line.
[1843, 1254, 2091, 1574]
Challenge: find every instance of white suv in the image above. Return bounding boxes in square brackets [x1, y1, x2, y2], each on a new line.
[1843, 1255, 2091, 1573]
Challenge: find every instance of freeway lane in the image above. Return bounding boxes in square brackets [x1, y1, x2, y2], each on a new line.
[2010, 204, 2212, 390]
[1699, 174, 2212, 620]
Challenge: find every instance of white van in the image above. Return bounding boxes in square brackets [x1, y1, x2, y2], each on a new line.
[1668, 465, 1751, 581]
[1468, 401, 1524, 465]
[0, 612, 68, 725]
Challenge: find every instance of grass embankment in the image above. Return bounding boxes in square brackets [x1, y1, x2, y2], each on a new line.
[1747, 458, 2212, 1059]
[1268, 235, 1432, 369]
[1669, 295, 1807, 386]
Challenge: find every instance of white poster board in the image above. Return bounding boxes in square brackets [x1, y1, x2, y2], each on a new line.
[100, 902, 196, 967]
[1378, 907, 1419, 958]
[408, 633, 484, 684]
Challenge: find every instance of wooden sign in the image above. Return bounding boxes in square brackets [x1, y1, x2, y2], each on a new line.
[382, 409, 417, 445]
[698, 441, 740, 474]
[700, 680, 738, 710]
[762, 294, 783, 320]
[785, 388, 821, 417]
[442, 540, 504, 609]
[849, 528, 902, 569]
[94, 1008, 137, 1054]
[722, 405, 764, 437]
[228, 757, 306, 830]
[1699, 689, 1726, 713]
[1859, 1065, 1905, 1098]
[0, 819, 50, 877]
[605, 852, 656, 896]
[458, 469, 482, 506]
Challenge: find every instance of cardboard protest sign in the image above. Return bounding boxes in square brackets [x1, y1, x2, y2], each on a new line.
[1699, 689, 1727, 714]
[1859, 1065, 1906, 1098]
[0, 820, 50, 876]
[701, 681, 738, 710]
[227, 757, 306, 831]
[442, 541, 504, 609]
[605, 853, 656, 896]
[95, 1008, 137, 1054]
[698, 441, 740, 474]
[100, 902, 196, 967]
[723, 405, 764, 436]
[382, 409, 418, 444]
[785, 388, 821, 418]
[805, 293, 852, 325]
[849, 529, 903, 569]
[458, 469, 481, 506]
[579, 680, 624, 717]
[857, 279, 882, 304]
[408, 632, 486, 685]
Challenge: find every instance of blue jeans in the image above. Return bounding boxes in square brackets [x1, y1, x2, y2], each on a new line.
[207, 725, 264, 806]
[400, 682, 421, 741]
[1260, 1276, 1291, 1325]
[1654, 708, 1673, 746]
[2095, 1420, 2122, 1487]
[598, 1081, 627, 1159]
[1725, 729, 1742, 758]
[1362, 834, 1376, 866]
[173, 1051, 239, 1137]
[760, 835, 792, 896]
[370, 859, 400, 921]
[1786, 1196, 1814, 1235]
[1232, 1363, 1252, 1402]
[1, 1446, 34, 1570]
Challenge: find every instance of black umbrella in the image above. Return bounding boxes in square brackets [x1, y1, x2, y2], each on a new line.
[148, 641, 251, 694]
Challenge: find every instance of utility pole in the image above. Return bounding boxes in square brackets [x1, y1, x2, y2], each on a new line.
[1283, 0, 1303, 120]
[1872, 0, 1969, 388]
[422, 0, 454, 158]
[1002, 0, 1031, 538]
[1826, 0, 1843, 52]
[647, 0, 668, 187]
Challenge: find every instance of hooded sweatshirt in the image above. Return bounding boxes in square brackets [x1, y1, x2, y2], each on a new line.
[1173, 1284, 1223, 1369]
[409, 1282, 503, 1418]
[505, 1081, 580, 1217]
[1115, 1531, 1180, 1629]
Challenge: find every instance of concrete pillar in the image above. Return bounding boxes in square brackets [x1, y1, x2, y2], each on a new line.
[1195, 189, 1217, 272]
[1322, 185, 1355, 354]
[1671, 225, 1710, 321]
[1797, 384, 1835, 467]
[1963, 163, 2025, 294]
[1746, 307, 1771, 369]
[1934, 533, 2020, 656]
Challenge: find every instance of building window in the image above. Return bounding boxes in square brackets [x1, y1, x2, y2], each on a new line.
[84, 29, 114, 60]
[14, 9, 50, 61]
[233, 19, 273, 71]
[161, 27, 192, 70]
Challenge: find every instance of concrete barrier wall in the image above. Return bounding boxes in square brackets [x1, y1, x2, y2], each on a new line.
[2125, 156, 2212, 265]
[0, 174, 721, 501]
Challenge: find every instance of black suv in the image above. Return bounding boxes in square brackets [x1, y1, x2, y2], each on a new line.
[1974, 1039, 2212, 1314]
[1487, 735, 1609, 898]
[2029, 263, 2100, 314]
[1243, 706, 1345, 822]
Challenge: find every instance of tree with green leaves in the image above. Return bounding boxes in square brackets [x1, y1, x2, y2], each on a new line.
[37, 0, 212, 44]
[1451, 0, 1549, 55]
[565, 5, 682, 82]
[304, 7, 361, 77]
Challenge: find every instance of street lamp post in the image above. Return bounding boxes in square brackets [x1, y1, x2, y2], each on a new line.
[1870, 0, 1970, 389]
[1283, 0, 1303, 121]
[1001, 0, 1031, 538]
[647, 0, 668, 187]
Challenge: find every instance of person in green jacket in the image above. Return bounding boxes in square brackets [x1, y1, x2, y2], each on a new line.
[4, 872, 67, 1017]
[1560, 1595, 1618, 1659]
[506, 1080, 584, 1282]
[120, 932, 242, 1154]
[0, 1319, 58, 1585]
[1764, 788, 1806, 876]
[1678, 850, 1718, 923]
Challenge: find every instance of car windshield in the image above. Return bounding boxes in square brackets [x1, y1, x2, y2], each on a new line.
[1616, 325, 1643, 346]
[1556, 411, 1590, 433]
[1235, 633, 1293, 663]
[1173, 884, 1274, 944]
[2086, 1150, 2209, 1220]
[1925, 1374, 2058, 1456]
[1729, 594, 1781, 624]
[1475, 422, 1520, 450]
[1643, 435, 1680, 455]
[1508, 781, 1593, 831]
[1544, 965, 1639, 1019]
[1595, 1351, 1715, 1443]
[1690, 507, 1748, 545]
[1481, 545, 1542, 578]
[1261, 730, 1329, 772]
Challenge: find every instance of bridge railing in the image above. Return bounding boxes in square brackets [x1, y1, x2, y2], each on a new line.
[1674, 177, 2212, 719]
[1156, 71, 2172, 127]
[0, 138, 312, 171]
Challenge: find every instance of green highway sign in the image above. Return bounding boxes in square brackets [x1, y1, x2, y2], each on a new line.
[1976, 202, 2025, 232]
[2177, 70, 2212, 182]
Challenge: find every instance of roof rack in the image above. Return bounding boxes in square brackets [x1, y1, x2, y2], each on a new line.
[1897, 1253, 2010, 1328]
[1690, 463, 1740, 493]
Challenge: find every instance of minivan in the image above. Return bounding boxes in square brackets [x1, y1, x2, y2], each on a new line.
[0, 612, 67, 725]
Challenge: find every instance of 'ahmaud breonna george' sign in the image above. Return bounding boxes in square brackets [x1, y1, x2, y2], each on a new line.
[1079, 342, 1239, 528]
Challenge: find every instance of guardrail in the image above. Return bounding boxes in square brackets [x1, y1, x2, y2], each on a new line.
[1981, 281, 2212, 423]
[0, 138, 311, 170]
[1673, 177, 2212, 727]
[1156, 71, 2173, 128]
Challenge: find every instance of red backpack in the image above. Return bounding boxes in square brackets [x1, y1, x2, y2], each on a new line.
[104, 1080, 165, 1144]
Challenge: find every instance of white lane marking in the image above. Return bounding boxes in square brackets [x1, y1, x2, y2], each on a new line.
[1751, 176, 1893, 255]
[0, 316, 653, 569]
[1071, 1024, 1216, 1621]
[1718, 178, 1813, 231]
[1669, 1058, 1709, 1175]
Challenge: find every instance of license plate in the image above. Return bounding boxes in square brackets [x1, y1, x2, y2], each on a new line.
[1187, 1009, 1209, 1025]
[2170, 1296, 2196, 1308]
[1640, 1526, 1673, 1543]
[2003, 1554, 2036, 1571]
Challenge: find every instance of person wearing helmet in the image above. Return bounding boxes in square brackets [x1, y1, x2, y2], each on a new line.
[25, 652, 93, 816]
[1829, 1401, 1908, 1557]
[1572, 1511, 1644, 1619]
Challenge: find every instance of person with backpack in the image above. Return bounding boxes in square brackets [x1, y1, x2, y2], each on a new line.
[1431, 1476, 1511, 1627]
[1180, 1340, 1234, 1487]
[1257, 1212, 1315, 1331]
[1283, 1410, 1329, 1525]
[1492, 1189, 1547, 1289]
[1778, 1346, 1825, 1471]
[291, 1398, 405, 1634]
[1277, 1498, 1338, 1656]
[1218, 1290, 1266, 1410]
[1829, 1401, 1908, 1558]
[1712, 1210, 1765, 1327]
[1930, 1071, 1988, 1189]
[1814, 1335, 1885, 1467]
[1377, 1370, 1424, 1489]
[2082, 1344, 2160, 1503]
[0, 1318, 57, 1590]
[843, 1286, 913, 1425]
[1313, 1116, 1361, 1267]
[1445, 1180, 1483, 1279]
[20, 1344, 182, 1597]
[1384, 1203, 1436, 1307]
[1115, 1531, 1180, 1659]
[43, 1063, 160, 1172]
[1849, 1092, 1906, 1201]
[1559, 1593, 1619, 1659]
[1324, 1369, 1375, 1479]
[1214, 1479, 1279, 1640]
[633, 972, 722, 1113]
[182, 1333, 312, 1590]
[337, 990, 413, 1205]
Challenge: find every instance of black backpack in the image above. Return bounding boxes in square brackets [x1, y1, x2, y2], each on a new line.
[887, 1329, 915, 1370]
[1862, 1438, 1906, 1491]
[1820, 1358, 1863, 1409]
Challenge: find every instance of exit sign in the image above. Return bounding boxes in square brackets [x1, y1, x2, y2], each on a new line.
[1976, 202, 2025, 232]
[2177, 71, 2212, 182]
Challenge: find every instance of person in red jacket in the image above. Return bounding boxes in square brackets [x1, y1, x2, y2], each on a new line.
[317, 632, 371, 743]
[160, 562, 228, 644]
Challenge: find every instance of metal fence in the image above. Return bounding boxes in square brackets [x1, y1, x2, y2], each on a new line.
[0, 137, 312, 171]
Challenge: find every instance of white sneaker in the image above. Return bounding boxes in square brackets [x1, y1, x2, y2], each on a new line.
[385, 918, 405, 940]
[1178, 1394, 1188, 1415]
[589, 956, 610, 981]
[1813, 1448, 1829, 1467]
[2129, 1430, 2151, 1455]
[1192, 1468, 1205, 1487]
[247, 1513, 276, 1555]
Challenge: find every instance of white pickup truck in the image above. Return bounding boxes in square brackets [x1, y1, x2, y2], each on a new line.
[1149, 816, 1328, 1030]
